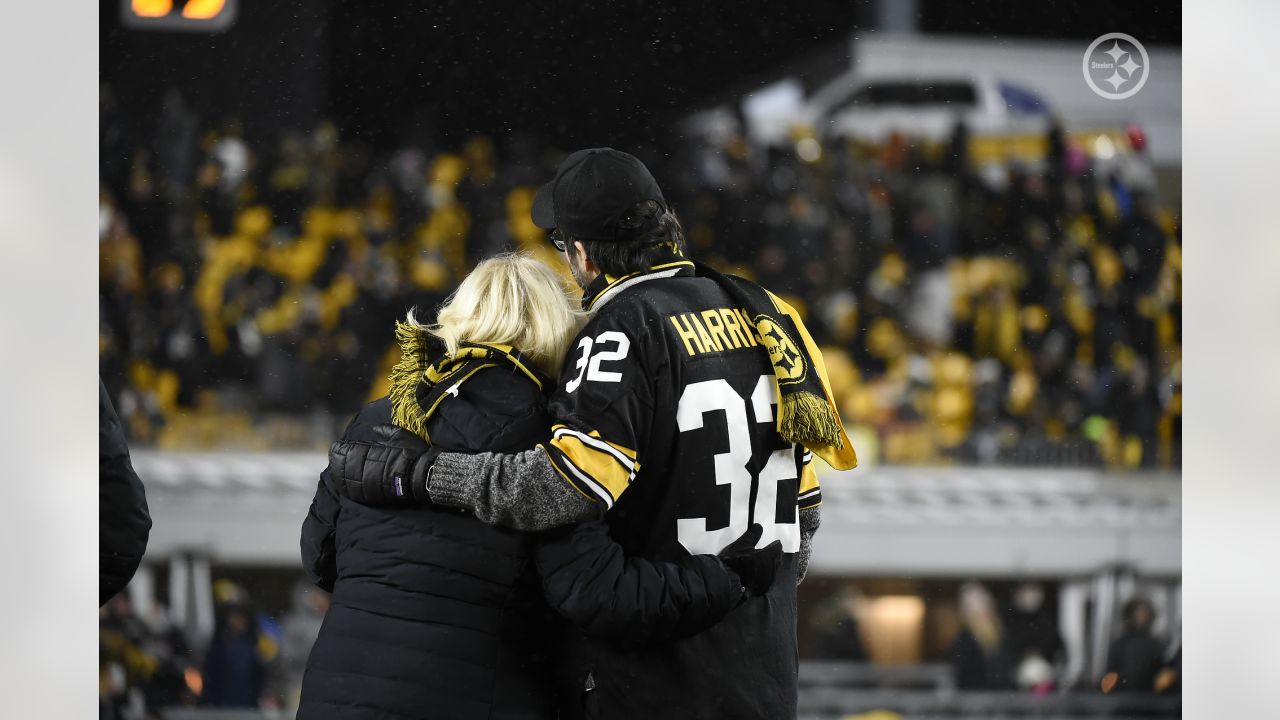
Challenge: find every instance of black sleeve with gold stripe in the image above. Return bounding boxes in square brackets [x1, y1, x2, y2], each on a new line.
[543, 312, 651, 509]
[543, 425, 639, 509]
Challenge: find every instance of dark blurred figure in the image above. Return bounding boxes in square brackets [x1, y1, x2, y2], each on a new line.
[1105, 597, 1167, 693]
[154, 88, 199, 199]
[809, 587, 869, 661]
[196, 120, 250, 238]
[901, 205, 953, 274]
[944, 120, 970, 177]
[100, 594, 195, 719]
[100, 593, 151, 719]
[266, 131, 314, 235]
[1004, 582, 1064, 692]
[100, 378, 151, 606]
[141, 262, 205, 401]
[140, 605, 198, 710]
[456, 135, 511, 262]
[950, 582, 1013, 690]
[201, 603, 267, 708]
[1044, 116, 1068, 209]
[1115, 191, 1166, 295]
[1005, 582, 1063, 664]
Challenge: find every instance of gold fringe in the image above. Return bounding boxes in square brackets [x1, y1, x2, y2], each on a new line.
[388, 321, 433, 443]
[778, 390, 844, 450]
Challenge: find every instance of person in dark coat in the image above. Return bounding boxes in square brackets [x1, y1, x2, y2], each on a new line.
[201, 602, 267, 708]
[100, 378, 151, 606]
[809, 587, 869, 662]
[1004, 582, 1064, 671]
[1106, 597, 1167, 693]
[299, 255, 770, 720]
[950, 582, 1014, 690]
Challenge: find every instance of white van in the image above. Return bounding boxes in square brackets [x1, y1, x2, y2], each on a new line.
[803, 74, 1053, 144]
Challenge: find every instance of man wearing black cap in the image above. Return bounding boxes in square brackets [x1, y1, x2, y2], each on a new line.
[330, 148, 857, 718]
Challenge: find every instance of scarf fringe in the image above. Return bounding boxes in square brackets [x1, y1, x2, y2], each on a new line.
[778, 390, 844, 450]
[388, 321, 433, 442]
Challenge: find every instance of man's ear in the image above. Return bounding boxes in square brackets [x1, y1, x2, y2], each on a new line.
[572, 240, 599, 276]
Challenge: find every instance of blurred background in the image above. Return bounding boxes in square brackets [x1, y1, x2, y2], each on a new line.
[99, 1, 1181, 718]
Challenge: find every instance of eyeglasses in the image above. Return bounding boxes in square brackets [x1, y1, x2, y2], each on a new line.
[550, 230, 566, 252]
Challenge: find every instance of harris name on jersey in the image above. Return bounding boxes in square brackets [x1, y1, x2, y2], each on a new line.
[667, 307, 764, 357]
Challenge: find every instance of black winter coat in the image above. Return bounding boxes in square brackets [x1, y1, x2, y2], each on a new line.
[299, 363, 742, 720]
[100, 379, 151, 606]
[1106, 630, 1167, 693]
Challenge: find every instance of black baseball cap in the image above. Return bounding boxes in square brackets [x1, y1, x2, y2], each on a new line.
[531, 148, 666, 242]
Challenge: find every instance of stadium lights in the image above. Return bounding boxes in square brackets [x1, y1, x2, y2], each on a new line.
[121, 0, 238, 32]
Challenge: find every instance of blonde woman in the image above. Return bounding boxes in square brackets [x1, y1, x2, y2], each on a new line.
[299, 254, 764, 720]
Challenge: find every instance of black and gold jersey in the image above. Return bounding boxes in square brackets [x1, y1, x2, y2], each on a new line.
[542, 261, 820, 562]
[540, 262, 831, 718]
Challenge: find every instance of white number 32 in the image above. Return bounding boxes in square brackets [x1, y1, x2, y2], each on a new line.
[565, 331, 631, 393]
[676, 375, 801, 555]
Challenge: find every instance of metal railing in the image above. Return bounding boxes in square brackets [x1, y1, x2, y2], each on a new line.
[800, 660, 955, 691]
[796, 661, 1179, 719]
[161, 707, 286, 712]
[798, 688, 1181, 719]
[158, 690, 1182, 720]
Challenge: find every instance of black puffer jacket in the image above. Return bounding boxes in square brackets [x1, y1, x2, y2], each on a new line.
[299, 361, 742, 720]
[100, 379, 151, 606]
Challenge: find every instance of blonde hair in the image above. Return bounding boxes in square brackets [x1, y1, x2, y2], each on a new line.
[408, 253, 583, 375]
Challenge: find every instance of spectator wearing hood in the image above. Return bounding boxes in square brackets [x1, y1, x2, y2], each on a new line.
[1105, 597, 1167, 693]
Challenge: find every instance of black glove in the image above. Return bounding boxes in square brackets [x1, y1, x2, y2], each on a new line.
[329, 424, 441, 507]
[717, 524, 784, 598]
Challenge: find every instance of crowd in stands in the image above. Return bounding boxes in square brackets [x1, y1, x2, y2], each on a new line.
[804, 580, 1180, 695]
[100, 87, 571, 451]
[100, 578, 327, 719]
[100, 592, 195, 719]
[670, 120, 1181, 468]
[99, 86, 1180, 466]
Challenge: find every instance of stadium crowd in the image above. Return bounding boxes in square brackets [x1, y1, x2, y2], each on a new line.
[100, 579, 328, 719]
[673, 120, 1181, 468]
[804, 581, 1179, 694]
[99, 87, 1180, 467]
[101, 574, 1178, 716]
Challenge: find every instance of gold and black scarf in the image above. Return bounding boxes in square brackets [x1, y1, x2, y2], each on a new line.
[692, 260, 857, 470]
[387, 322, 550, 443]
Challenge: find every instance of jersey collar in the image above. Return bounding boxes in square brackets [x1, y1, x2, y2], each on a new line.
[581, 260, 695, 313]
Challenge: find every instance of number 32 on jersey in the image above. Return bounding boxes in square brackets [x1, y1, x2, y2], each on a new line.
[565, 331, 630, 393]
[676, 375, 802, 555]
